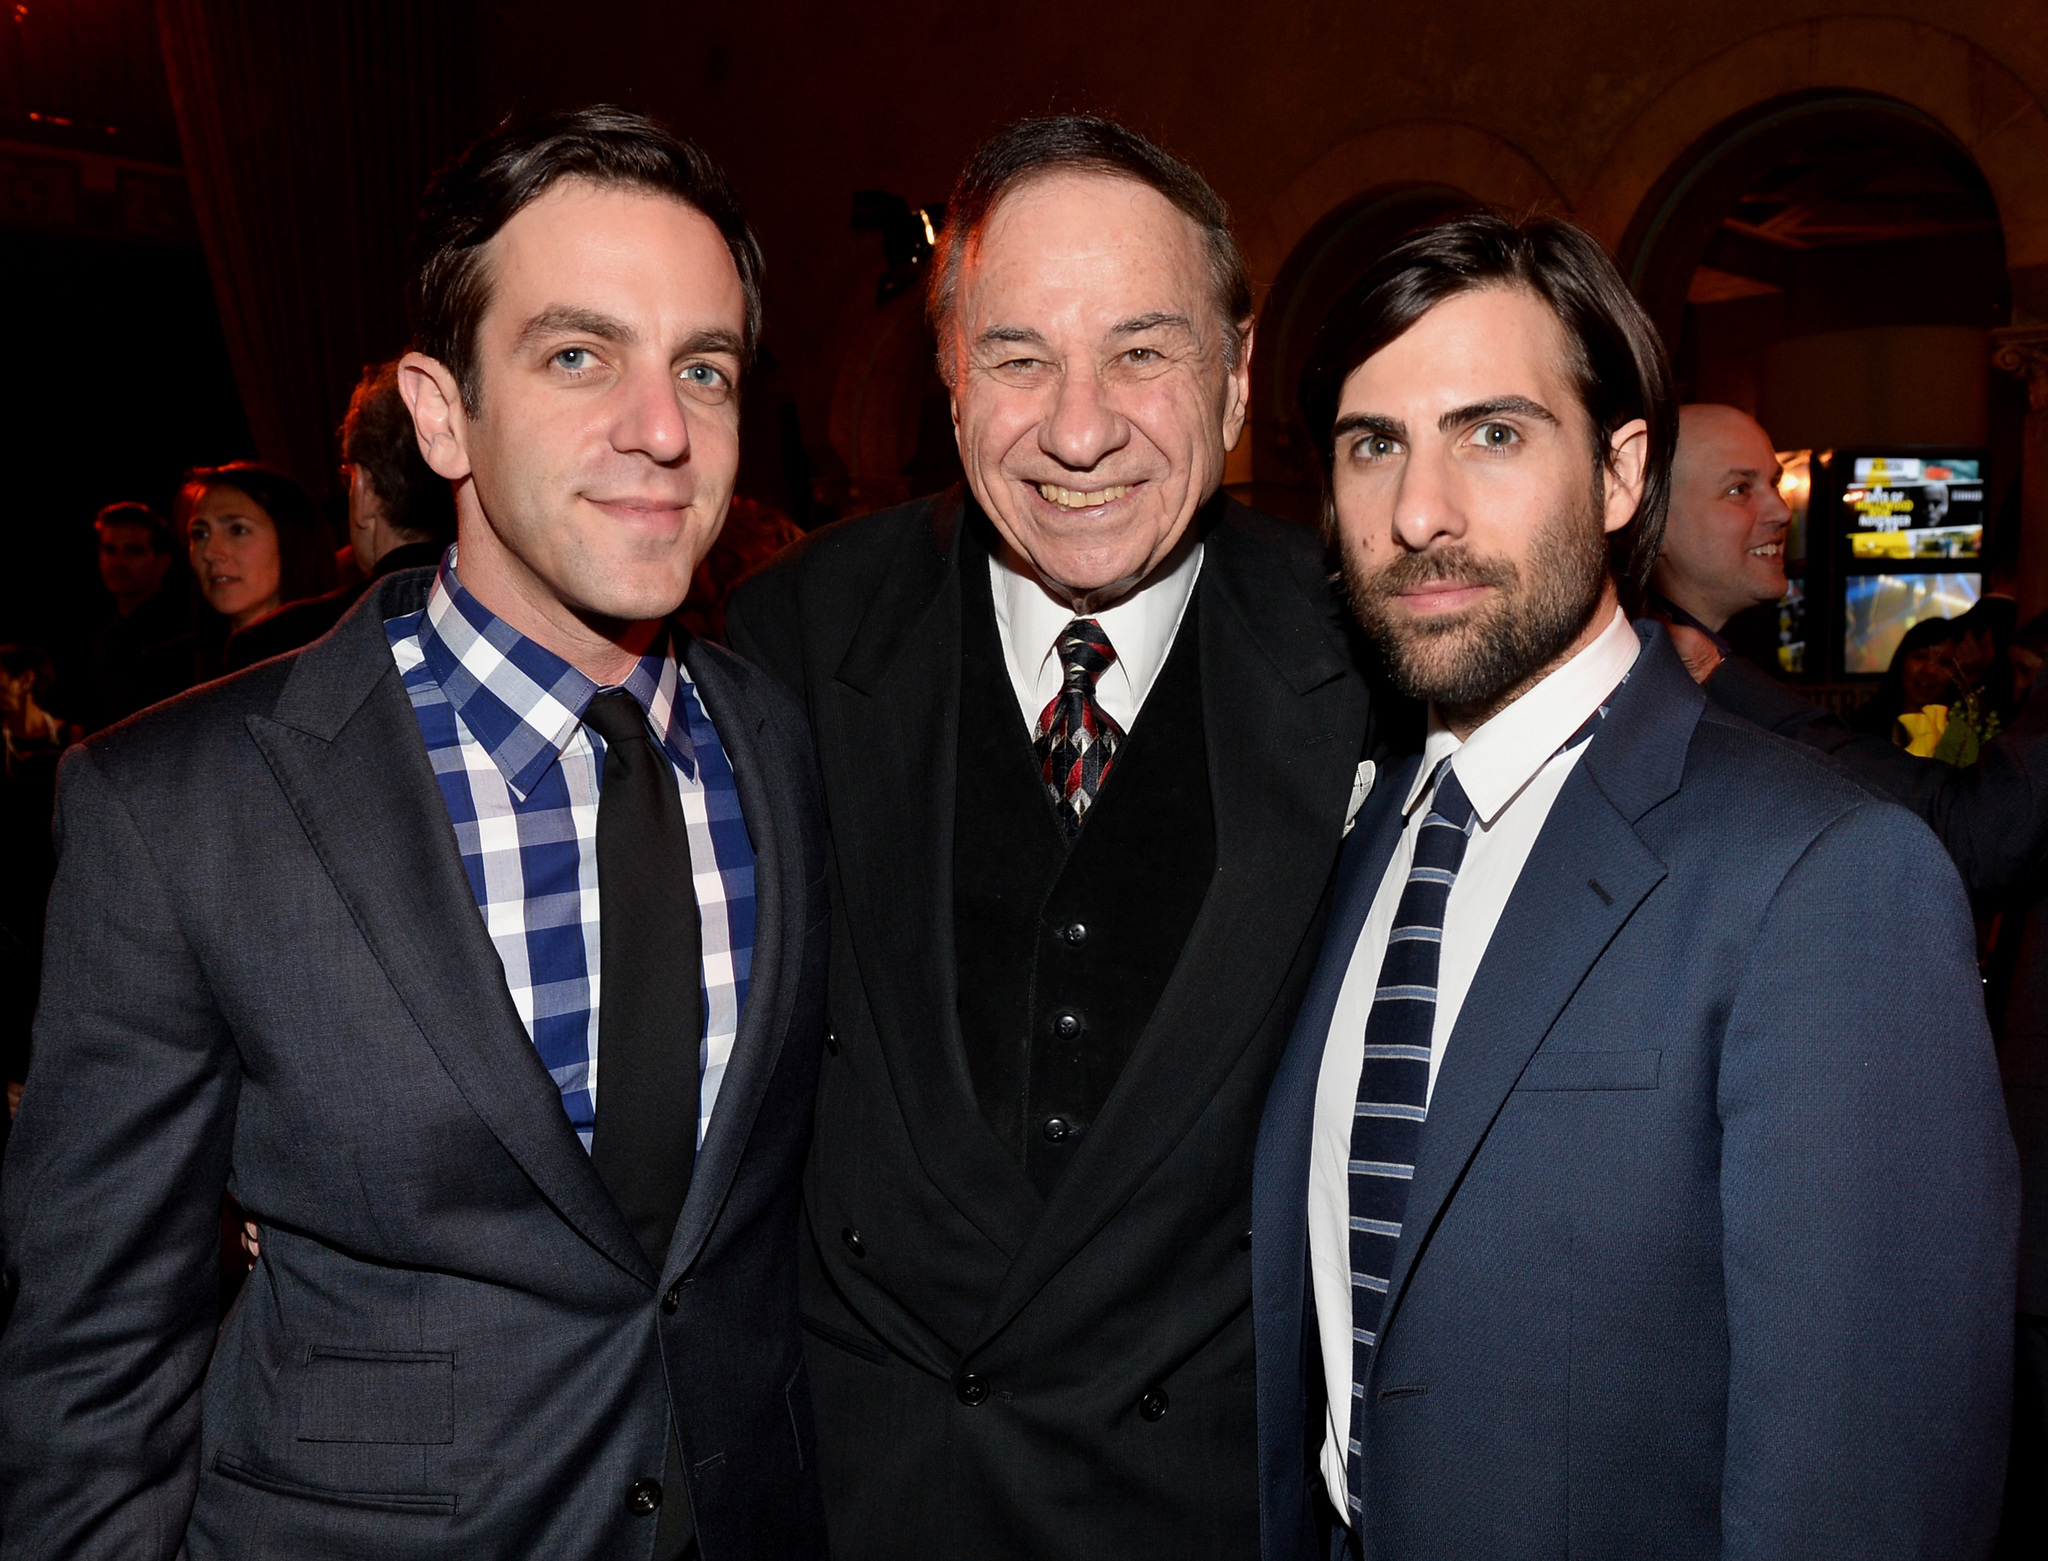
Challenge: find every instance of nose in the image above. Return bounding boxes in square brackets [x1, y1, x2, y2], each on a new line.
[1762, 474, 1793, 529]
[1039, 361, 1130, 472]
[1389, 445, 1466, 554]
[610, 360, 692, 466]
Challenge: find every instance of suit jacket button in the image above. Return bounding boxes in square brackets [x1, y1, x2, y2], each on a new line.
[1061, 921, 1088, 946]
[1140, 1388, 1169, 1421]
[1042, 1116, 1072, 1143]
[661, 1281, 682, 1314]
[626, 1477, 663, 1514]
[842, 1226, 866, 1258]
[1051, 1011, 1082, 1040]
[1237, 1229, 1253, 1252]
[825, 1029, 841, 1056]
[957, 1373, 990, 1406]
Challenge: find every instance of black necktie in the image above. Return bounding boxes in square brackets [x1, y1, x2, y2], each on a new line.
[584, 689, 702, 1271]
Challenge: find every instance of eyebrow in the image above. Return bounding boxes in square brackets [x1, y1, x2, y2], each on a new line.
[676, 326, 745, 363]
[1329, 394, 1562, 449]
[1109, 311, 1193, 337]
[974, 325, 1051, 353]
[514, 305, 637, 352]
[1435, 395, 1558, 433]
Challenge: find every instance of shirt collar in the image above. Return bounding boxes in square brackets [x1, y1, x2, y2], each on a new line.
[1403, 605, 1639, 827]
[990, 530, 1204, 708]
[416, 548, 698, 800]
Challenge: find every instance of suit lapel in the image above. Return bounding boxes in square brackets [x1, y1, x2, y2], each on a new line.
[247, 577, 651, 1286]
[1376, 628, 1699, 1347]
[825, 492, 1044, 1254]
[663, 642, 798, 1277]
[972, 503, 1371, 1347]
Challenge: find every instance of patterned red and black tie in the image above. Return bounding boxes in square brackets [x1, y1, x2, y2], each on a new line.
[1033, 618, 1124, 838]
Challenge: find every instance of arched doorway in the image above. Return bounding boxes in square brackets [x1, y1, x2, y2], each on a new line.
[1620, 89, 2015, 686]
[1245, 183, 1478, 521]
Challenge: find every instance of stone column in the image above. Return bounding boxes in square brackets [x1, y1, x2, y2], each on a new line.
[1994, 327, 2048, 623]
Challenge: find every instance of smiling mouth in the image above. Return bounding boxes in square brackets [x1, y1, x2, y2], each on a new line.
[1036, 482, 1132, 511]
[1747, 542, 1783, 558]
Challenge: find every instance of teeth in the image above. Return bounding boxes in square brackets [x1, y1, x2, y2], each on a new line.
[1748, 543, 1781, 556]
[1036, 482, 1131, 510]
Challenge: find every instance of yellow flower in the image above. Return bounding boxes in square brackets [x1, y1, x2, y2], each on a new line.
[1898, 704, 1949, 758]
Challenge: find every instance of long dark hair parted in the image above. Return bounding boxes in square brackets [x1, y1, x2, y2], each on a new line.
[1297, 210, 1677, 604]
[174, 462, 336, 612]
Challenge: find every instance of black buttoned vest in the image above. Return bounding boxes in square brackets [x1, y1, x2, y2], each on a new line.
[953, 536, 1216, 1196]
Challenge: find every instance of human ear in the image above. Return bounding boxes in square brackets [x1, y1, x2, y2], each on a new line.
[1602, 418, 1650, 537]
[399, 352, 474, 483]
[1221, 318, 1254, 452]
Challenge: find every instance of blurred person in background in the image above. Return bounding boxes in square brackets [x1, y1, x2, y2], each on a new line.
[1647, 403, 1790, 648]
[176, 462, 334, 683]
[77, 502, 191, 730]
[227, 360, 456, 669]
[0, 644, 71, 1135]
[1850, 615, 1965, 742]
[1956, 595, 2024, 727]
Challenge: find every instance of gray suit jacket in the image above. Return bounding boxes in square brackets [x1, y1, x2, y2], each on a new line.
[0, 569, 830, 1559]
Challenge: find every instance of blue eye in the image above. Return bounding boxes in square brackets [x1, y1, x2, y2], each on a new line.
[554, 348, 593, 371]
[682, 363, 725, 387]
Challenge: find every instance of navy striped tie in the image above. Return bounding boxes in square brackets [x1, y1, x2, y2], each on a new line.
[1345, 759, 1476, 1525]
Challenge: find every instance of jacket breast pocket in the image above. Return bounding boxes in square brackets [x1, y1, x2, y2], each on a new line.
[1516, 1048, 1661, 1092]
[297, 1347, 455, 1445]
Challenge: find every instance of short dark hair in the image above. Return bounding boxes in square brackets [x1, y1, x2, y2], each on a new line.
[174, 463, 336, 607]
[94, 501, 174, 555]
[1298, 211, 1677, 598]
[409, 105, 765, 416]
[341, 359, 457, 545]
[927, 115, 1253, 382]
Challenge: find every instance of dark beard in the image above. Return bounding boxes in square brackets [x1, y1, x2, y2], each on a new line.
[1341, 485, 1610, 729]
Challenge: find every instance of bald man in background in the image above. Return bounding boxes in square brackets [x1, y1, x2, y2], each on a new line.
[1648, 404, 1791, 653]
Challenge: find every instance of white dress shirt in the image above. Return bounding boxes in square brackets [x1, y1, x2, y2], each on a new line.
[1307, 606, 1640, 1517]
[989, 536, 1204, 736]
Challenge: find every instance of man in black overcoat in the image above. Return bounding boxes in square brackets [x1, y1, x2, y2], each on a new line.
[726, 116, 1377, 1560]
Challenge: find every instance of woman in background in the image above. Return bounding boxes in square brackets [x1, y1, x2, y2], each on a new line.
[1852, 614, 1964, 744]
[176, 463, 333, 683]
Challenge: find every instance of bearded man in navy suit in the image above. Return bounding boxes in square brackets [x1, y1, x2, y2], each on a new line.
[1251, 211, 2018, 1561]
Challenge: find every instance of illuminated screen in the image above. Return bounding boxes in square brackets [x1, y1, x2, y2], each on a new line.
[1841, 456, 1983, 562]
[1776, 579, 1806, 676]
[1842, 572, 1981, 675]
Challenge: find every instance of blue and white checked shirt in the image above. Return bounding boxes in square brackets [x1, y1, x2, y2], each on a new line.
[387, 551, 756, 1152]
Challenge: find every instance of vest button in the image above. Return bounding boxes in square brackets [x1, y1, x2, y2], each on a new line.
[661, 1281, 682, 1314]
[825, 1029, 841, 1056]
[1237, 1229, 1253, 1253]
[1061, 921, 1088, 946]
[1051, 1011, 1082, 1039]
[957, 1373, 990, 1406]
[626, 1477, 663, 1514]
[1042, 1116, 1072, 1143]
[1140, 1388, 1169, 1421]
[842, 1227, 866, 1258]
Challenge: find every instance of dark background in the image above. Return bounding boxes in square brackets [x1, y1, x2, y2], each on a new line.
[3, 0, 2047, 670]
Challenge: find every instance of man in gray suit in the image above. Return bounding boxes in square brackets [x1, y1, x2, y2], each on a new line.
[0, 108, 829, 1560]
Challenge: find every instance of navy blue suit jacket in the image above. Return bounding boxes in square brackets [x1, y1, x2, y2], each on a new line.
[1252, 624, 2019, 1561]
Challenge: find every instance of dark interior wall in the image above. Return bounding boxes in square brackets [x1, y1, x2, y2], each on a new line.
[469, 0, 2048, 493]
[0, 229, 251, 659]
